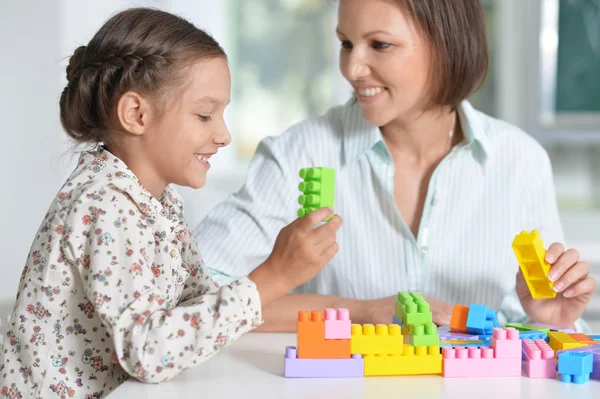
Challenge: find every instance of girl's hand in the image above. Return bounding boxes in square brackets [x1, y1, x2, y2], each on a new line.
[516, 243, 596, 328]
[250, 208, 342, 306]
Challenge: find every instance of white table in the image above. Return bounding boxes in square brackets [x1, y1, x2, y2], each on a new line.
[111, 333, 600, 399]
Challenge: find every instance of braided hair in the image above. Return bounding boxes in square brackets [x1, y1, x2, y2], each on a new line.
[59, 8, 226, 144]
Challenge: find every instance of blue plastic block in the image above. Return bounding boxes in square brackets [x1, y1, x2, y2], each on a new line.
[589, 334, 600, 342]
[519, 330, 548, 342]
[392, 314, 403, 325]
[465, 304, 499, 335]
[558, 352, 593, 384]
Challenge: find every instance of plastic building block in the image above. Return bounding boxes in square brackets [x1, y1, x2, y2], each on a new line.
[568, 333, 597, 345]
[324, 308, 351, 339]
[528, 322, 574, 333]
[490, 328, 521, 358]
[557, 344, 600, 380]
[522, 339, 556, 379]
[465, 304, 499, 335]
[364, 344, 442, 376]
[512, 230, 556, 299]
[548, 331, 585, 355]
[297, 167, 335, 219]
[518, 330, 548, 342]
[505, 322, 550, 333]
[392, 314, 403, 326]
[557, 352, 593, 384]
[589, 335, 600, 341]
[395, 292, 432, 326]
[284, 347, 363, 378]
[440, 340, 485, 348]
[401, 323, 440, 347]
[438, 325, 479, 341]
[350, 324, 403, 355]
[442, 328, 521, 377]
[450, 305, 470, 333]
[297, 310, 350, 359]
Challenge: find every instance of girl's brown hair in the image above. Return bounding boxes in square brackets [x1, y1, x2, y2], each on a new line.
[399, 0, 489, 109]
[59, 8, 227, 144]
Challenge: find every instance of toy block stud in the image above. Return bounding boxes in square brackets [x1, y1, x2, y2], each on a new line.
[403, 299, 433, 326]
[465, 304, 499, 335]
[512, 230, 556, 299]
[297, 310, 350, 359]
[518, 330, 548, 342]
[522, 339, 556, 379]
[297, 167, 335, 219]
[324, 308, 351, 339]
[450, 305, 469, 333]
[490, 328, 521, 358]
[350, 324, 403, 355]
[557, 352, 593, 384]
[402, 322, 440, 347]
[284, 346, 364, 378]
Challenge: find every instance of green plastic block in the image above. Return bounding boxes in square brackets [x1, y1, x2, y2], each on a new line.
[403, 322, 440, 347]
[403, 300, 433, 326]
[504, 322, 550, 333]
[297, 167, 336, 219]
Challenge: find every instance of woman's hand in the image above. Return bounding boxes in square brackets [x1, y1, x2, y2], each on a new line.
[517, 243, 596, 328]
[357, 295, 452, 326]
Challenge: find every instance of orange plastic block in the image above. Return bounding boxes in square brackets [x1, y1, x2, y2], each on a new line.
[569, 333, 597, 345]
[297, 310, 351, 359]
[450, 305, 469, 333]
[512, 230, 556, 299]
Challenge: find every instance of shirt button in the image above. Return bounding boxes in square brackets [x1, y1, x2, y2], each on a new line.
[420, 246, 429, 255]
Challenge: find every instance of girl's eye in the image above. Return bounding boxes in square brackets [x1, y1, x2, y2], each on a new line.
[198, 115, 212, 122]
[340, 40, 352, 50]
[372, 41, 391, 50]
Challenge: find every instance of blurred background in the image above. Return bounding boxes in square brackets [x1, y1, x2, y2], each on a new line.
[0, 0, 598, 328]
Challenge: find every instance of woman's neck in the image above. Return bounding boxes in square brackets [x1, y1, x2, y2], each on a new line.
[380, 106, 460, 163]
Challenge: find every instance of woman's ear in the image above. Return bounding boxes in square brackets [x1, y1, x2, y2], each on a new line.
[116, 91, 152, 135]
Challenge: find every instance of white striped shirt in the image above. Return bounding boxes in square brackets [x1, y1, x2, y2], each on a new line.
[194, 98, 588, 330]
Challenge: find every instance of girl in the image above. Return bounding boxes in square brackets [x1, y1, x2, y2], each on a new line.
[0, 8, 342, 398]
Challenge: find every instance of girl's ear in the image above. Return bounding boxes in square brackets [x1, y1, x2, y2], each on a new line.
[116, 91, 153, 135]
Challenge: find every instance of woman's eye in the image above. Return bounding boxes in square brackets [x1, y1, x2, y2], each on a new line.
[198, 115, 212, 122]
[340, 40, 352, 49]
[372, 41, 391, 50]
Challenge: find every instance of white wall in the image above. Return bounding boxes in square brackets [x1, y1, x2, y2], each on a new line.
[0, 0, 233, 303]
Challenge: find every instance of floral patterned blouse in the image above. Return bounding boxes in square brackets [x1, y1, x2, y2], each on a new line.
[0, 148, 262, 399]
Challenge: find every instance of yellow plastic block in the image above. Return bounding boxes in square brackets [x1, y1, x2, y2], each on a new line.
[350, 324, 403, 355]
[512, 230, 556, 299]
[364, 344, 442, 376]
[548, 331, 586, 357]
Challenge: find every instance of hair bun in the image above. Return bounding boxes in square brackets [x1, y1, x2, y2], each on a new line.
[66, 45, 88, 83]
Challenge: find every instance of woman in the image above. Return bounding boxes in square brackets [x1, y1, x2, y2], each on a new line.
[194, 0, 595, 331]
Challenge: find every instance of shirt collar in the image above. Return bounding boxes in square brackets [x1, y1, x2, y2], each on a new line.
[341, 98, 490, 166]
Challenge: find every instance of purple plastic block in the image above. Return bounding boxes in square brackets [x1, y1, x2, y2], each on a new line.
[557, 344, 600, 380]
[284, 346, 364, 378]
[437, 325, 479, 340]
[529, 322, 575, 333]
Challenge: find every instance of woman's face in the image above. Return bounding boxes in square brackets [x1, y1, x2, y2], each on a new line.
[337, 0, 433, 127]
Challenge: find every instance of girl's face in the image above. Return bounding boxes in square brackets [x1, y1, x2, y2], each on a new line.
[143, 57, 232, 192]
[337, 0, 433, 127]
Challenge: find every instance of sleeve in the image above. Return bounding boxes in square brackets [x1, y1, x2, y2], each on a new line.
[497, 149, 591, 332]
[192, 137, 297, 286]
[62, 188, 263, 383]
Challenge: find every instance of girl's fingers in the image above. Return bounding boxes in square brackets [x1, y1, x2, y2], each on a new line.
[552, 261, 589, 293]
[545, 242, 565, 264]
[548, 248, 579, 282]
[563, 276, 597, 298]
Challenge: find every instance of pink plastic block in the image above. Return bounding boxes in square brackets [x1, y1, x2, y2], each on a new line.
[442, 328, 521, 378]
[522, 338, 556, 379]
[490, 328, 521, 358]
[324, 308, 351, 339]
[284, 346, 363, 378]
